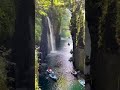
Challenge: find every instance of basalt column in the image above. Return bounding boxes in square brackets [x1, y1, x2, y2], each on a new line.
[40, 16, 49, 61]
[86, 0, 120, 90]
[12, 0, 35, 89]
[48, 7, 61, 48]
[70, 2, 85, 73]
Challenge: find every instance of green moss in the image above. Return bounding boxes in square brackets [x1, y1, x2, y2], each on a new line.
[98, 0, 120, 49]
[0, 46, 11, 90]
[0, 56, 7, 90]
[60, 8, 71, 38]
[70, 1, 85, 71]
[35, 17, 42, 45]
[0, 0, 15, 44]
[98, 0, 109, 48]
[35, 49, 41, 90]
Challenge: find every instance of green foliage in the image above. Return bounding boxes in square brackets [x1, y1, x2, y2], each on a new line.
[70, 1, 85, 46]
[35, 49, 40, 90]
[0, 56, 7, 90]
[35, 17, 42, 45]
[69, 0, 85, 71]
[61, 30, 71, 38]
[35, 14, 41, 88]
[35, 0, 74, 43]
[97, 0, 120, 48]
[0, 0, 15, 89]
[60, 8, 71, 38]
[0, 0, 15, 44]
[98, 0, 108, 48]
[60, 8, 71, 30]
[35, 0, 74, 16]
[76, 7, 85, 46]
[35, 0, 51, 16]
[0, 46, 11, 90]
[35, 0, 74, 32]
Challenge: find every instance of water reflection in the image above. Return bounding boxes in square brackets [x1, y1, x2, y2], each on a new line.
[39, 38, 84, 90]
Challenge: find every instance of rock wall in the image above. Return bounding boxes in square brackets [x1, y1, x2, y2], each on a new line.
[39, 7, 62, 62]
[48, 7, 61, 48]
[70, 1, 85, 72]
[12, 0, 35, 89]
[86, 0, 120, 90]
[0, 0, 15, 89]
[85, 22, 91, 90]
[40, 16, 51, 61]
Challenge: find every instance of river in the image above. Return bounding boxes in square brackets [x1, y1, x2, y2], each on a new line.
[39, 38, 84, 90]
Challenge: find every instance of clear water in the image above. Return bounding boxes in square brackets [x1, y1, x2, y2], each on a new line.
[39, 38, 84, 90]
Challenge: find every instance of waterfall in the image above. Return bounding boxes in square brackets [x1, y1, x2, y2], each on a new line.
[47, 17, 56, 52]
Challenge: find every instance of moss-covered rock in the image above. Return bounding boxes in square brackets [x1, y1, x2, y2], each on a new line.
[86, 0, 120, 90]
[0, 0, 15, 89]
[70, 1, 85, 72]
[48, 6, 61, 47]
[0, 0, 15, 46]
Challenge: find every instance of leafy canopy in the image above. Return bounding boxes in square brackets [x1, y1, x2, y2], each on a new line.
[35, 0, 74, 15]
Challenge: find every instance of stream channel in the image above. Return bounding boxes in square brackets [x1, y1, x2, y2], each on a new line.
[39, 38, 84, 90]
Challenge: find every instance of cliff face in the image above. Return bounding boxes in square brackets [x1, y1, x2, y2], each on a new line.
[40, 16, 49, 61]
[86, 0, 120, 90]
[70, 2, 85, 72]
[0, 0, 16, 89]
[70, 1, 120, 89]
[40, 7, 61, 61]
[12, 0, 35, 89]
[48, 7, 61, 47]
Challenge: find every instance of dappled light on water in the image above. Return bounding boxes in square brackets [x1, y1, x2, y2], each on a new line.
[39, 38, 84, 90]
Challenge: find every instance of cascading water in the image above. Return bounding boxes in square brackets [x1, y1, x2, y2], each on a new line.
[47, 17, 56, 52]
